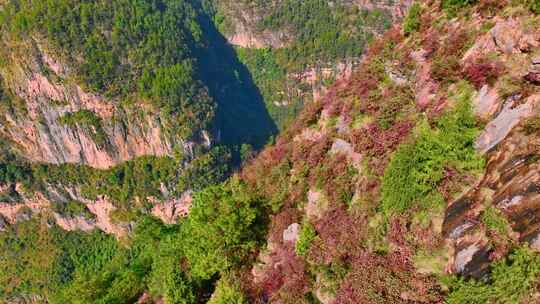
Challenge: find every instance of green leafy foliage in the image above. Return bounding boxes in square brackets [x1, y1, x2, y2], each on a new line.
[0, 182, 263, 302]
[446, 247, 540, 304]
[235, 47, 302, 129]
[51, 200, 94, 219]
[381, 82, 484, 214]
[0, 218, 118, 303]
[253, 1, 390, 69]
[295, 221, 317, 257]
[207, 277, 248, 304]
[221, 1, 392, 128]
[181, 179, 264, 279]
[176, 146, 232, 192]
[403, 3, 422, 35]
[442, 0, 477, 16]
[29, 146, 232, 210]
[480, 206, 512, 235]
[533, 0, 540, 13]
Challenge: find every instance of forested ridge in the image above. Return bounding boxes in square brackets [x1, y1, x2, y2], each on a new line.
[1, 0, 540, 303]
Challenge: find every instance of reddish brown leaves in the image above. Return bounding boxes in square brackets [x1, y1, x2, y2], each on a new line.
[464, 58, 504, 89]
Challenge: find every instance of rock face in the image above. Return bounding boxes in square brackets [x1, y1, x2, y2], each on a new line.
[0, 181, 194, 236]
[475, 94, 538, 154]
[526, 56, 540, 84]
[0, 44, 210, 169]
[353, 0, 414, 20]
[219, 2, 290, 49]
[0, 182, 130, 237]
[150, 191, 193, 224]
[283, 223, 300, 243]
[226, 16, 288, 49]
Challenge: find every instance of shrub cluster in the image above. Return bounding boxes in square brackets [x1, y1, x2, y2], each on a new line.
[381, 82, 484, 215]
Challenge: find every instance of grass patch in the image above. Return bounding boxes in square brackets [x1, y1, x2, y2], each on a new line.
[442, 0, 477, 17]
[52, 200, 95, 220]
[480, 206, 512, 235]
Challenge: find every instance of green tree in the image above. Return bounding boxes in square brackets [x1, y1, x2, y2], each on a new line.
[208, 277, 248, 304]
[181, 180, 264, 279]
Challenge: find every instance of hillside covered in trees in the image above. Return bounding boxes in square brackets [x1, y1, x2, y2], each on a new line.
[1, 0, 540, 303]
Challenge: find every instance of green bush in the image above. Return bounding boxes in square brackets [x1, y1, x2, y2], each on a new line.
[480, 206, 511, 235]
[3, 0, 214, 139]
[381, 82, 484, 214]
[442, 0, 477, 16]
[403, 3, 422, 35]
[446, 247, 540, 304]
[52, 200, 94, 219]
[295, 221, 317, 256]
[533, 0, 540, 13]
[208, 277, 248, 304]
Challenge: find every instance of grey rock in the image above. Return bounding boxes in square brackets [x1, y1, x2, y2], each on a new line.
[475, 96, 535, 154]
[455, 243, 480, 273]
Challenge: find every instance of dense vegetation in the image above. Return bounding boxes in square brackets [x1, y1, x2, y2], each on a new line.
[1, 0, 214, 139]
[252, 0, 391, 70]
[2, 0, 540, 303]
[381, 82, 484, 215]
[0, 179, 265, 303]
[446, 247, 540, 303]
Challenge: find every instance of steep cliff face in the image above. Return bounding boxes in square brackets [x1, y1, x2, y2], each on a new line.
[0, 40, 210, 169]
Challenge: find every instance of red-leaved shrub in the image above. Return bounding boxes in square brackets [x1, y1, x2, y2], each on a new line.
[464, 58, 504, 89]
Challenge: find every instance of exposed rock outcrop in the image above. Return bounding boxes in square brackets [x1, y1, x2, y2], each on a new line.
[0, 181, 193, 236]
[0, 43, 211, 169]
[150, 191, 193, 225]
[475, 94, 539, 154]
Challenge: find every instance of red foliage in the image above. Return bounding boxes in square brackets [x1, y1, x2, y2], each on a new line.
[441, 28, 470, 57]
[464, 58, 504, 89]
[477, 0, 508, 15]
[350, 121, 414, 156]
[290, 135, 332, 166]
[426, 97, 448, 121]
[334, 250, 443, 304]
[258, 244, 311, 302]
[366, 27, 404, 59]
[422, 30, 440, 57]
[285, 100, 324, 137]
[308, 207, 366, 264]
[267, 208, 301, 246]
[307, 153, 358, 205]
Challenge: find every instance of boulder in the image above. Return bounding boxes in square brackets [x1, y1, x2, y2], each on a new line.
[475, 95, 537, 154]
[473, 85, 500, 120]
[525, 56, 540, 84]
[283, 223, 300, 243]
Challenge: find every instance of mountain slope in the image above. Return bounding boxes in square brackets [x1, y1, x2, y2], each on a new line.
[234, 1, 540, 302]
[1, 1, 540, 304]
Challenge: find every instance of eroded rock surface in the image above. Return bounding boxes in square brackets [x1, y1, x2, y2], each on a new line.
[0, 44, 210, 169]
